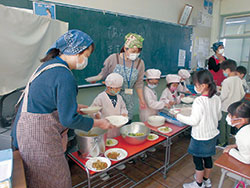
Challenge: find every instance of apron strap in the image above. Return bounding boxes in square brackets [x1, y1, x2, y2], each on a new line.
[16, 64, 43, 107]
[116, 53, 120, 65]
[21, 63, 70, 113]
[136, 58, 141, 69]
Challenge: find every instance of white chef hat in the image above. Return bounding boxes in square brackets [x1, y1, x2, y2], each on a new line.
[166, 74, 181, 84]
[145, 69, 161, 79]
[105, 73, 123, 87]
[178, 69, 191, 79]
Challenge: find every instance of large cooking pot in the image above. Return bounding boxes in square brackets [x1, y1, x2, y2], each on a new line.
[75, 127, 107, 158]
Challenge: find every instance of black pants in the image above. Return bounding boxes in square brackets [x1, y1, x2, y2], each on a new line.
[193, 156, 213, 171]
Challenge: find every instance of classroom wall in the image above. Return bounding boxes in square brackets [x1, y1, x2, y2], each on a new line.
[51, 0, 210, 121]
[220, 0, 250, 15]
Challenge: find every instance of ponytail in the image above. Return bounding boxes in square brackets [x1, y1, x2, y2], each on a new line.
[40, 49, 60, 63]
[193, 70, 217, 98]
[208, 82, 217, 98]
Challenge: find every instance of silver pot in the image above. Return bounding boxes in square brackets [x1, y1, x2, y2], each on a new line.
[75, 127, 107, 158]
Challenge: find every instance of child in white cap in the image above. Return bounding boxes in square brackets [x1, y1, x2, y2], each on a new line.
[91, 73, 128, 137]
[177, 69, 192, 94]
[140, 69, 169, 122]
[160, 74, 183, 107]
[91, 73, 128, 173]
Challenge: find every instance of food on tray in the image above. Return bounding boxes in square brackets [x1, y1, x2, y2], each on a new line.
[106, 139, 114, 145]
[128, 132, 145, 136]
[92, 160, 108, 170]
[159, 127, 170, 132]
[147, 134, 155, 140]
[107, 152, 120, 160]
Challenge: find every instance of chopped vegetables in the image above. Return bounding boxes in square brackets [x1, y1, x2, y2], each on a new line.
[128, 132, 145, 136]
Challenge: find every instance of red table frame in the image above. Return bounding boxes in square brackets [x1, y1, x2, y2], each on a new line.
[68, 122, 190, 187]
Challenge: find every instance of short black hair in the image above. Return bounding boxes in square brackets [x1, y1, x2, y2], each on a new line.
[228, 101, 250, 119]
[236, 66, 247, 76]
[220, 59, 237, 71]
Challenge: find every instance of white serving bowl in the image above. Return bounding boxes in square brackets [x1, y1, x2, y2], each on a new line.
[80, 106, 102, 114]
[147, 115, 165, 127]
[181, 96, 194, 104]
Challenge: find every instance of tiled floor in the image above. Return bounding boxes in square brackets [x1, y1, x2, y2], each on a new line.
[69, 135, 244, 188]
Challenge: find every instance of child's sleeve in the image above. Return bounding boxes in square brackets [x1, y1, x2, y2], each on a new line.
[229, 148, 250, 164]
[176, 98, 202, 126]
[160, 89, 170, 104]
[240, 83, 246, 99]
[90, 95, 103, 118]
[220, 81, 229, 102]
[145, 90, 165, 110]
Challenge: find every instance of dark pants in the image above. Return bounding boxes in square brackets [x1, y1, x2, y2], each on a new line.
[218, 111, 230, 145]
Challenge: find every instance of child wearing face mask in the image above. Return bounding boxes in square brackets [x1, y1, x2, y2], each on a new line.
[177, 69, 192, 94]
[90, 73, 128, 174]
[91, 73, 128, 136]
[140, 69, 169, 122]
[160, 74, 183, 107]
[223, 101, 250, 164]
[236, 65, 250, 92]
[175, 70, 221, 188]
[218, 59, 245, 146]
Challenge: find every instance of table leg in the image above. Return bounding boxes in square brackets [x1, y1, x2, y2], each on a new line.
[163, 138, 170, 179]
[218, 169, 227, 188]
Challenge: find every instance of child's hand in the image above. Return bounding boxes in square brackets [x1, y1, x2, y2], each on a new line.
[122, 114, 128, 117]
[223, 145, 236, 153]
[180, 94, 185, 98]
[95, 113, 101, 119]
[165, 103, 171, 109]
[169, 101, 175, 106]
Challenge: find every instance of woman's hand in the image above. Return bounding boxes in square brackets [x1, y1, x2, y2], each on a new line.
[122, 113, 128, 117]
[139, 99, 147, 109]
[77, 104, 88, 115]
[93, 119, 116, 129]
[136, 88, 147, 109]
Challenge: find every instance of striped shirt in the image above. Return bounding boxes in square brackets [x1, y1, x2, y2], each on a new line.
[177, 95, 222, 140]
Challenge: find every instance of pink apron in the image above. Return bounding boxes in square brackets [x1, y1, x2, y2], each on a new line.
[209, 56, 225, 86]
[16, 64, 72, 188]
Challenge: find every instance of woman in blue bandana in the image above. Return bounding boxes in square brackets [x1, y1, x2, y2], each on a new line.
[11, 30, 114, 188]
[208, 42, 227, 86]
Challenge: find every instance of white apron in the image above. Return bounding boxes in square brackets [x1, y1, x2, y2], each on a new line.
[16, 63, 72, 188]
[160, 87, 181, 104]
[140, 86, 165, 122]
[91, 91, 128, 138]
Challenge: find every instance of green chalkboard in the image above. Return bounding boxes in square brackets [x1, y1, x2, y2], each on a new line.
[0, 0, 193, 86]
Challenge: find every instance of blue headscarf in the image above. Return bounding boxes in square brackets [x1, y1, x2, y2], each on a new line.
[47, 29, 93, 55]
[212, 42, 224, 53]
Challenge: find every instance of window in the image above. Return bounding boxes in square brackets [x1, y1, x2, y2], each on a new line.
[221, 15, 250, 75]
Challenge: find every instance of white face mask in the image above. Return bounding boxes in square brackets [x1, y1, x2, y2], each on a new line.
[218, 49, 224, 54]
[128, 53, 140, 61]
[226, 115, 241, 127]
[75, 56, 88, 70]
[148, 84, 158, 89]
[194, 86, 201, 94]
